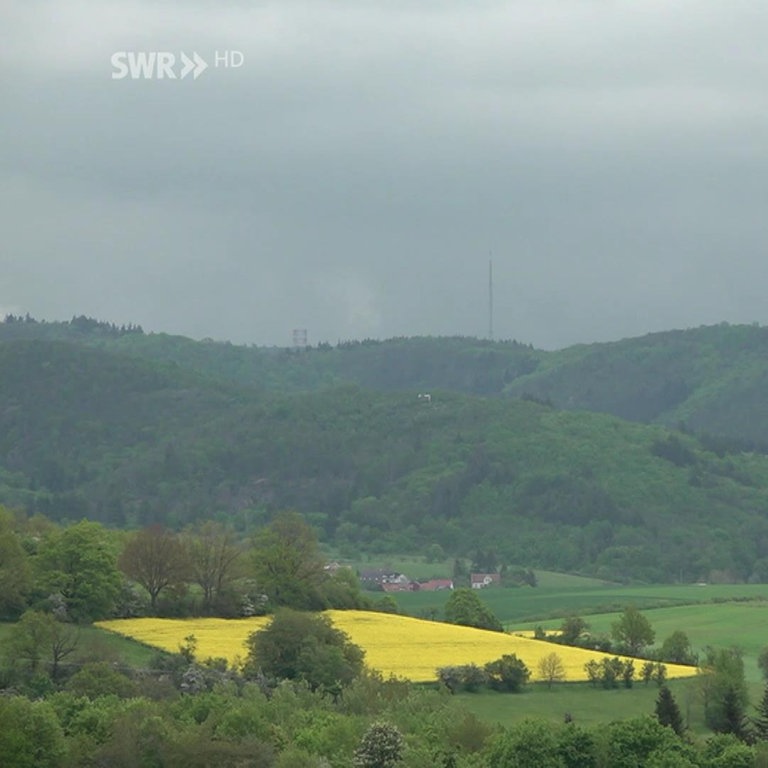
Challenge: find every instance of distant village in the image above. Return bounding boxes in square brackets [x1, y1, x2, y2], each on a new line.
[324, 563, 504, 593]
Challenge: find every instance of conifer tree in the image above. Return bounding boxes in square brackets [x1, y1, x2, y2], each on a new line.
[752, 683, 768, 741]
[655, 685, 685, 736]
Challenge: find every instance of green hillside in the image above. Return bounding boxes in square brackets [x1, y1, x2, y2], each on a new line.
[504, 323, 768, 443]
[2, 327, 768, 582]
[5, 316, 768, 444]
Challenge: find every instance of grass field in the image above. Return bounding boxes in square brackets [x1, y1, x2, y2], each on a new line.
[389, 579, 768, 625]
[0, 620, 158, 668]
[517, 601, 768, 682]
[455, 677, 766, 736]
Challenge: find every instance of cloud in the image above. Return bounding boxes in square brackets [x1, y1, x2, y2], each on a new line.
[2, 0, 768, 347]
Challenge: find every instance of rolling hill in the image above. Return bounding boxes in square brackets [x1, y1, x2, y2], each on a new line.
[2, 318, 768, 583]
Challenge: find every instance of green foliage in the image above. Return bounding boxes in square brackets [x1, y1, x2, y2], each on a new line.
[7, 328, 768, 583]
[0, 696, 66, 768]
[484, 654, 531, 693]
[752, 683, 768, 741]
[0, 507, 31, 618]
[318, 567, 371, 610]
[245, 609, 365, 694]
[559, 615, 589, 644]
[437, 664, 488, 694]
[703, 734, 756, 768]
[701, 647, 750, 734]
[437, 655, 530, 695]
[65, 661, 138, 699]
[372, 595, 398, 614]
[611, 605, 655, 656]
[443, 589, 503, 632]
[486, 719, 575, 768]
[655, 685, 686, 736]
[757, 646, 768, 680]
[4, 331, 768, 586]
[36, 520, 121, 622]
[660, 630, 698, 666]
[584, 657, 636, 690]
[6, 609, 78, 680]
[599, 716, 694, 768]
[252, 513, 326, 610]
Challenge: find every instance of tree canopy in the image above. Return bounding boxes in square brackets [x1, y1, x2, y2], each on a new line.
[244, 608, 365, 694]
[611, 606, 655, 656]
[251, 512, 326, 610]
[36, 520, 121, 622]
[444, 589, 503, 632]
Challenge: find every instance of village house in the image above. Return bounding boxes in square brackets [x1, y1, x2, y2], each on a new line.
[358, 569, 411, 591]
[470, 572, 501, 589]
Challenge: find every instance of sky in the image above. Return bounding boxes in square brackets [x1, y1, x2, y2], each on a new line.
[2, 1, 767, 349]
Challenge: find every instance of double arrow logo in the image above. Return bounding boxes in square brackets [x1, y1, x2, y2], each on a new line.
[179, 52, 208, 80]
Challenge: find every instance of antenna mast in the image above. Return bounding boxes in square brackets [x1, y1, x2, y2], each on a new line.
[488, 256, 494, 341]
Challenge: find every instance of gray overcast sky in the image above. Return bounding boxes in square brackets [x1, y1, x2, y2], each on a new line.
[2, 1, 767, 349]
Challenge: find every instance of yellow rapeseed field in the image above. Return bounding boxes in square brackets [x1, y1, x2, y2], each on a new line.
[97, 610, 697, 683]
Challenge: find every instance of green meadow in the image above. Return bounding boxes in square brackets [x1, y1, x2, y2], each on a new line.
[387, 572, 768, 627]
[518, 601, 768, 682]
[456, 677, 767, 735]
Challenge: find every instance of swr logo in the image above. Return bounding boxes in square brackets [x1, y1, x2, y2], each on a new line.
[111, 51, 209, 80]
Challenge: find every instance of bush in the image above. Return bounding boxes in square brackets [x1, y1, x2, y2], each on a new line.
[484, 654, 530, 692]
[244, 609, 364, 695]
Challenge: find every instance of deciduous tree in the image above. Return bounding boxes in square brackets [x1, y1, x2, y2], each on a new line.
[354, 721, 405, 768]
[8, 610, 78, 680]
[660, 630, 697, 666]
[559, 615, 588, 645]
[444, 588, 503, 632]
[538, 652, 566, 689]
[184, 521, 241, 614]
[700, 647, 749, 734]
[36, 520, 121, 622]
[251, 512, 325, 609]
[119, 525, 188, 612]
[244, 608, 364, 694]
[485, 654, 530, 692]
[0, 696, 66, 768]
[611, 605, 655, 656]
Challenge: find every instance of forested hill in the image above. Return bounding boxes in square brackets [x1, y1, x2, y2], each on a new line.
[0, 315, 540, 395]
[504, 323, 768, 445]
[3, 331, 768, 582]
[3, 316, 768, 443]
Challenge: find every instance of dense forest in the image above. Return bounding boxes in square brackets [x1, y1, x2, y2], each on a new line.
[3, 315, 768, 582]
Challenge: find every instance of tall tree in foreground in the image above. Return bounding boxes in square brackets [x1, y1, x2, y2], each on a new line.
[251, 512, 326, 609]
[119, 525, 188, 612]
